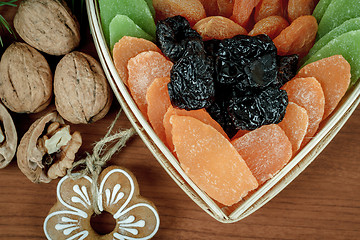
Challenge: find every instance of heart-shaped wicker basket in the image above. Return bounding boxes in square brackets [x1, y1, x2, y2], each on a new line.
[86, 0, 360, 223]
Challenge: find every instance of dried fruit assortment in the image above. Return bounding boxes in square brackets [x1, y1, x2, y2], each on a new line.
[109, 0, 359, 207]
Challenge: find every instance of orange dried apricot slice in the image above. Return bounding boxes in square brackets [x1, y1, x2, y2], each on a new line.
[146, 77, 171, 143]
[254, 0, 285, 22]
[288, 0, 316, 22]
[199, 0, 219, 16]
[231, 124, 292, 185]
[297, 55, 351, 120]
[171, 115, 258, 206]
[281, 77, 325, 147]
[128, 51, 173, 119]
[273, 15, 318, 58]
[193, 16, 247, 41]
[217, 0, 235, 18]
[278, 102, 309, 154]
[152, 0, 206, 26]
[163, 105, 229, 151]
[113, 36, 160, 86]
[231, 0, 261, 29]
[249, 15, 289, 39]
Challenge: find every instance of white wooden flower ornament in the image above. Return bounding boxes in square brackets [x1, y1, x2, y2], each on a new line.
[44, 166, 160, 239]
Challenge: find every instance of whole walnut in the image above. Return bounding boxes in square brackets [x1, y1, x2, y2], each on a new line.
[17, 111, 82, 183]
[14, 0, 80, 56]
[0, 42, 52, 113]
[54, 51, 112, 124]
[0, 102, 17, 169]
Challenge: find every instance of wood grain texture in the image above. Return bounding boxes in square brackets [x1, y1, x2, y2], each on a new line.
[0, 3, 359, 240]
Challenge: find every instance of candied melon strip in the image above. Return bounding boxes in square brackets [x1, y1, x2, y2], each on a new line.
[278, 102, 309, 154]
[231, 124, 293, 185]
[171, 115, 258, 206]
[163, 105, 229, 152]
[297, 55, 351, 119]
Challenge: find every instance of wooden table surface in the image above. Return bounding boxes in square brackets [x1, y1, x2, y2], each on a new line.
[1, 3, 360, 240]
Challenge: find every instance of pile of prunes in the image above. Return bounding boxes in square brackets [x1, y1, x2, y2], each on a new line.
[156, 16, 298, 138]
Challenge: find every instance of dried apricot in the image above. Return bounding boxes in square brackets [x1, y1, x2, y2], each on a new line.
[273, 15, 318, 58]
[254, 0, 285, 22]
[281, 77, 325, 146]
[193, 16, 247, 41]
[152, 0, 206, 26]
[113, 36, 160, 86]
[171, 115, 258, 206]
[231, 124, 292, 185]
[217, 0, 235, 17]
[249, 15, 289, 39]
[297, 55, 351, 120]
[163, 105, 229, 151]
[287, 0, 316, 22]
[199, 0, 219, 16]
[278, 102, 309, 154]
[146, 77, 171, 143]
[128, 51, 173, 119]
[231, 0, 261, 29]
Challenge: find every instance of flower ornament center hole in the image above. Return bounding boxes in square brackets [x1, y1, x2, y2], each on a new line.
[90, 211, 116, 235]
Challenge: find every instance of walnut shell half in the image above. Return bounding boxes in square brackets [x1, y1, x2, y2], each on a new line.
[17, 111, 82, 183]
[14, 0, 80, 56]
[54, 51, 113, 124]
[0, 102, 17, 168]
[0, 42, 52, 113]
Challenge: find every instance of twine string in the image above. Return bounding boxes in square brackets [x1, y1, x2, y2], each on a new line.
[67, 110, 136, 214]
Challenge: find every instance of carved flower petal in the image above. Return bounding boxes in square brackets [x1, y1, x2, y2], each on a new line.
[44, 210, 89, 240]
[113, 202, 160, 240]
[98, 167, 136, 215]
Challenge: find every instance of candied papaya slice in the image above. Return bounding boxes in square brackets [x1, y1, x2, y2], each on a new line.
[303, 30, 360, 85]
[287, 0, 316, 22]
[217, 0, 235, 17]
[249, 16, 289, 39]
[230, 129, 250, 141]
[171, 115, 258, 206]
[312, 0, 332, 23]
[281, 77, 325, 146]
[146, 77, 171, 143]
[152, 0, 206, 26]
[254, 0, 285, 22]
[273, 15, 318, 58]
[199, 0, 219, 16]
[305, 18, 360, 62]
[99, 0, 156, 45]
[128, 51, 173, 119]
[109, 15, 154, 50]
[317, 0, 360, 39]
[231, 124, 292, 185]
[113, 36, 161, 86]
[163, 105, 229, 151]
[297, 55, 351, 120]
[193, 16, 247, 41]
[278, 102, 309, 154]
[231, 0, 261, 28]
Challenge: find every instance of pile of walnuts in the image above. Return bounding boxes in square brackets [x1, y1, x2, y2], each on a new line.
[0, 0, 113, 183]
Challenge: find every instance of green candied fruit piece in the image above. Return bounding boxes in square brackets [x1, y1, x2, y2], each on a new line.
[317, 0, 360, 39]
[109, 15, 154, 51]
[303, 17, 360, 63]
[99, 0, 156, 45]
[312, 0, 332, 23]
[145, 0, 156, 18]
[303, 30, 360, 85]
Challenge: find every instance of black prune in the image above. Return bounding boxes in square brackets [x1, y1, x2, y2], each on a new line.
[274, 54, 299, 88]
[168, 54, 215, 110]
[227, 87, 288, 130]
[206, 99, 238, 138]
[216, 34, 278, 90]
[156, 16, 203, 62]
